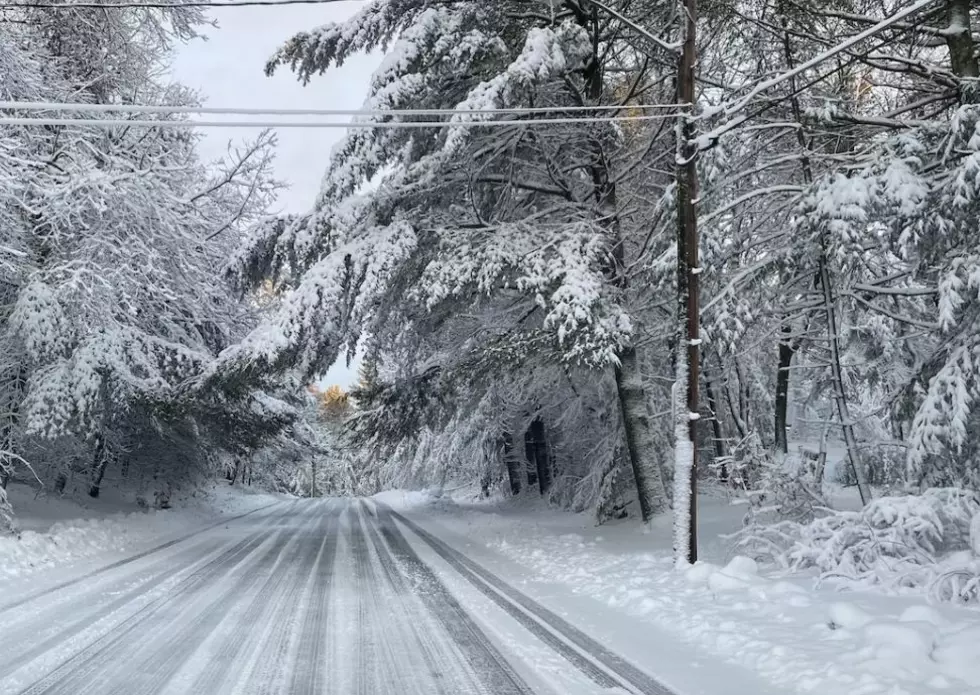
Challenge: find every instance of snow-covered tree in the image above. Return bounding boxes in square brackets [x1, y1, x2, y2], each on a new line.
[0, 0, 284, 515]
[221, 0, 697, 520]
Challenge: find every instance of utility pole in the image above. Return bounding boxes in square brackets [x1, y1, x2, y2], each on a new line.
[587, 0, 940, 566]
[674, 0, 700, 566]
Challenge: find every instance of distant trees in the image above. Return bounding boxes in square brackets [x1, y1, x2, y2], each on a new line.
[249, 385, 354, 497]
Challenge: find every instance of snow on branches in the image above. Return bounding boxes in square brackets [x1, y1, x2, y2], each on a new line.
[217, 219, 418, 382]
[0, 5, 288, 506]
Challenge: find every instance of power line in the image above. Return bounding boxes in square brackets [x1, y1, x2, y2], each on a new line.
[588, 0, 679, 54]
[0, 114, 676, 129]
[0, 100, 682, 117]
[0, 0, 357, 8]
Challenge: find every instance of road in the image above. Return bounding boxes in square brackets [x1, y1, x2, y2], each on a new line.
[0, 499, 676, 695]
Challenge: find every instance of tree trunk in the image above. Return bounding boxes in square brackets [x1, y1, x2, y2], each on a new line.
[89, 434, 109, 498]
[775, 10, 868, 502]
[774, 325, 797, 454]
[722, 367, 749, 441]
[527, 417, 552, 495]
[523, 427, 539, 489]
[819, 257, 871, 505]
[734, 360, 751, 441]
[703, 361, 727, 480]
[0, 366, 27, 492]
[945, 0, 979, 81]
[502, 432, 521, 495]
[615, 346, 669, 522]
[228, 457, 240, 486]
[571, 4, 669, 521]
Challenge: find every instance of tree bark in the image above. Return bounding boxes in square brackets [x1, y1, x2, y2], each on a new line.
[777, 9, 869, 501]
[703, 361, 727, 479]
[523, 425, 539, 488]
[945, 0, 979, 81]
[502, 432, 521, 495]
[774, 325, 797, 454]
[88, 435, 109, 498]
[722, 367, 749, 441]
[570, 3, 669, 522]
[0, 366, 27, 492]
[527, 417, 552, 495]
[615, 346, 669, 522]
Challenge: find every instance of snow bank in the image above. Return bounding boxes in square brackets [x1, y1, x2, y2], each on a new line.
[371, 488, 448, 511]
[0, 510, 180, 581]
[415, 495, 980, 695]
[824, 601, 980, 688]
[0, 482, 278, 582]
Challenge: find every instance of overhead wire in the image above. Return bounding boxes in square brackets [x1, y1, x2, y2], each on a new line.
[0, 100, 684, 116]
[0, 0, 360, 8]
[0, 0, 943, 139]
[0, 114, 679, 129]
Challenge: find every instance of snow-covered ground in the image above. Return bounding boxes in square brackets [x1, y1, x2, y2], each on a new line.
[0, 498, 688, 694]
[5, 485, 980, 695]
[0, 482, 283, 589]
[385, 487, 980, 695]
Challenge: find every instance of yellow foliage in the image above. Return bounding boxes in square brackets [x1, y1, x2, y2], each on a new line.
[319, 384, 350, 420]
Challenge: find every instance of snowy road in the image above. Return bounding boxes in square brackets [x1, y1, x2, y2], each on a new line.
[0, 499, 677, 695]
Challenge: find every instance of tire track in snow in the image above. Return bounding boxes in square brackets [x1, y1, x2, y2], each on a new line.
[348, 505, 383, 695]
[237, 502, 336, 695]
[372, 504, 535, 695]
[3, 504, 299, 680]
[14, 514, 286, 695]
[286, 502, 339, 695]
[178, 505, 327, 695]
[109, 503, 327, 695]
[353, 502, 460, 695]
[0, 536, 228, 676]
[379, 503, 677, 695]
[360, 502, 462, 695]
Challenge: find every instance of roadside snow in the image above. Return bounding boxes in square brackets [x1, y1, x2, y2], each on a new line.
[0, 482, 281, 583]
[371, 488, 438, 510]
[398, 487, 980, 695]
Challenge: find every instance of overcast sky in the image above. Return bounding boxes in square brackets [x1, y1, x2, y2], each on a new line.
[170, 2, 379, 387]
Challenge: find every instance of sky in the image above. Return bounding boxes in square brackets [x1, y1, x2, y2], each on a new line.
[170, 2, 380, 387]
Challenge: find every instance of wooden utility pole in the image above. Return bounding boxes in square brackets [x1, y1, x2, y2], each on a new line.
[674, 0, 700, 565]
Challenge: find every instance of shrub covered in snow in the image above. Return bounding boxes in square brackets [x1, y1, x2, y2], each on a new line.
[736, 488, 980, 598]
[726, 436, 828, 526]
